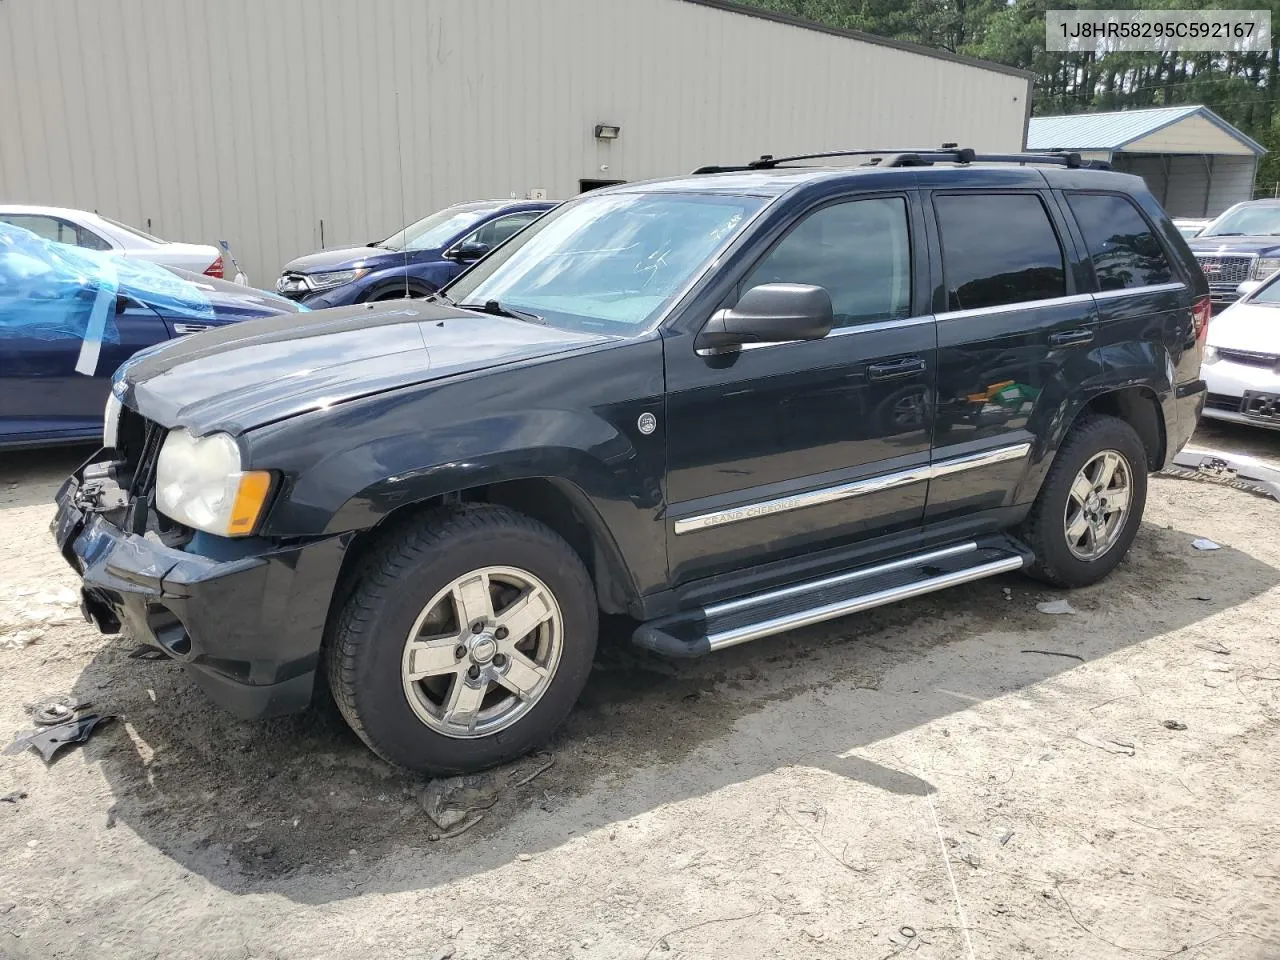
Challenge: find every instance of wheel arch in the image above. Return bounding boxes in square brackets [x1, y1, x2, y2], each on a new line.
[359, 277, 436, 302]
[328, 476, 640, 617]
[1019, 383, 1167, 503]
[1074, 385, 1166, 469]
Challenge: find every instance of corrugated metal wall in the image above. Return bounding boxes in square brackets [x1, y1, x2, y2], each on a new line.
[1114, 154, 1256, 218]
[0, 0, 1029, 282]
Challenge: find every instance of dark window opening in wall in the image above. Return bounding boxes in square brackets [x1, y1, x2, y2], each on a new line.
[579, 179, 626, 193]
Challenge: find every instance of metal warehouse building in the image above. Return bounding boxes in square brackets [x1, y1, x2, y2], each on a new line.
[1027, 105, 1265, 220]
[0, 0, 1031, 283]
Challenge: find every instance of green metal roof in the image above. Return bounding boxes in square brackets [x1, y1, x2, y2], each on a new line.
[1026, 105, 1265, 156]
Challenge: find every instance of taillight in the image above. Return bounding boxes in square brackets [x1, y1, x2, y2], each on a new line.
[203, 255, 224, 279]
[1192, 295, 1211, 343]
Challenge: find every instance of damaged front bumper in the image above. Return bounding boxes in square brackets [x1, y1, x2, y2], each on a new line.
[51, 459, 348, 720]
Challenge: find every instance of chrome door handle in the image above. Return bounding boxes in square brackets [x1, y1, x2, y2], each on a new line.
[1049, 328, 1094, 347]
[867, 357, 926, 381]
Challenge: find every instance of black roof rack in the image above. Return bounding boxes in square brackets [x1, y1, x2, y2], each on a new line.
[692, 145, 1111, 174]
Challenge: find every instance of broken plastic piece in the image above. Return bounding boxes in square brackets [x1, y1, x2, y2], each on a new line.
[1192, 538, 1221, 551]
[3, 714, 114, 764]
[1164, 448, 1280, 502]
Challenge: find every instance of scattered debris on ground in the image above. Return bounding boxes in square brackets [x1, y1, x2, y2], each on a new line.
[1163, 447, 1280, 502]
[1036, 599, 1076, 615]
[1074, 733, 1136, 756]
[3, 712, 114, 763]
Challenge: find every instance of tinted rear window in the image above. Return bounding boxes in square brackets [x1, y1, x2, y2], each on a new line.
[1068, 193, 1173, 290]
[934, 193, 1066, 311]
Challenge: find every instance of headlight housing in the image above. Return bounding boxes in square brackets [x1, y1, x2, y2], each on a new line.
[155, 429, 272, 536]
[1203, 345, 1219, 364]
[307, 268, 369, 292]
[103, 393, 122, 449]
[1254, 257, 1280, 280]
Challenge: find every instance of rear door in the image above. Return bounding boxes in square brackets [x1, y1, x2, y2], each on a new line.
[926, 189, 1098, 521]
[663, 191, 936, 584]
[1059, 189, 1195, 390]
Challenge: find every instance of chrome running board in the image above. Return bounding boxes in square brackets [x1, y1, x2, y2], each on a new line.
[633, 538, 1031, 658]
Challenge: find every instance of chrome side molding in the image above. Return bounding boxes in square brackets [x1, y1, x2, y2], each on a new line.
[673, 441, 1032, 535]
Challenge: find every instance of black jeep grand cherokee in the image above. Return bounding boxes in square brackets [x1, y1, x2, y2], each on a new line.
[53, 148, 1210, 774]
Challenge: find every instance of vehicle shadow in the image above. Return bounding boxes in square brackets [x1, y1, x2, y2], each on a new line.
[68, 517, 1278, 903]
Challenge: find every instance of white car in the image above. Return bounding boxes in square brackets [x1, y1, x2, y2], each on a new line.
[1173, 217, 1211, 239]
[1202, 275, 1280, 430]
[0, 204, 225, 278]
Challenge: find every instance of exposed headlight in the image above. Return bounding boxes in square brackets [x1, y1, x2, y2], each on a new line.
[1254, 257, 1280, 279]
[103, 393, 122, 449]
[307, 268, 369, 291]
[1203, 345, 1219, 364]
[155, 429, 272, 536]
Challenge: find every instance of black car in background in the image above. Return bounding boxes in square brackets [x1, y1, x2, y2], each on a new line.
[53, 148, 1208, 775]
[1187, 199, 1280, 311]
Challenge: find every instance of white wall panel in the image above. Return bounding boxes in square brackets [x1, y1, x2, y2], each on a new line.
[0, 0, 1030, 281]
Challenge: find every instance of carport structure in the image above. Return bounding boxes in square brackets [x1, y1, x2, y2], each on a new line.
[1026, 105, 1265, 218]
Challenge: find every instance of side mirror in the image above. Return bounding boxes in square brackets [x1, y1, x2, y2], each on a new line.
[446, 241, 491, 263]
[1236, 279, 1262, 298]
[696, 283, 833, 351]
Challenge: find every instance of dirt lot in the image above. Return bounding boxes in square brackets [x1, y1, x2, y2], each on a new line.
[2, 420, 1280, 960]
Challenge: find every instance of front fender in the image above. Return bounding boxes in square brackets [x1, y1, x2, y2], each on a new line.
[247, 338, 669, 595]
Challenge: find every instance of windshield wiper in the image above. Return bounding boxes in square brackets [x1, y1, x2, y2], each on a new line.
[458, 299, 546, 324]
[1207, 232, 1244, 237]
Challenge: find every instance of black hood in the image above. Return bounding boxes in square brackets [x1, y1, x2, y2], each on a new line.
[118, 300, 610, 436]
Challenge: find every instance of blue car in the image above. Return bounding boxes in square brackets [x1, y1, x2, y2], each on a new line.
[275, 199, 553, 307]
[0, 223, 302, 448]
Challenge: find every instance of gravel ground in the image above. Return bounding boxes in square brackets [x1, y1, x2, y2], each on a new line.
[2, 421, 1279, 960]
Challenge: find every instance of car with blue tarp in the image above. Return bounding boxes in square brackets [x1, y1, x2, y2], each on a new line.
[0, 222, 302, 448]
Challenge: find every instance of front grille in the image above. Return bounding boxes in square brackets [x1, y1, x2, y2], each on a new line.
[1218, 348, 1280, 370]
[1195, 254, 1254, 285]
[276, 272, 310, 301]
[1205, 392, 1242, 412]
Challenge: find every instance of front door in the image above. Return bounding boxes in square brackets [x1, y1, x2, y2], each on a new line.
[0, 290, 168, 444]
[925, 189, 1098, 521]
[663, 193, 936, 585]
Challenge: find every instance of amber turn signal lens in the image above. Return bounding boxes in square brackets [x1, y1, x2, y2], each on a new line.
[227, 471, 272, 536]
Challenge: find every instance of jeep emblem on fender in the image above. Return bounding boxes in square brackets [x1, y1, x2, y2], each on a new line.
[637, 412, 657, 435]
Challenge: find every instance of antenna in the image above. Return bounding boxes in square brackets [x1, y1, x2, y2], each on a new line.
[395, 91, 409, 299]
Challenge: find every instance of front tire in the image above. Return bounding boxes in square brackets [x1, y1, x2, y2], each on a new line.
[324, 505, 597, 774]
[1021, 416, 1148, 588]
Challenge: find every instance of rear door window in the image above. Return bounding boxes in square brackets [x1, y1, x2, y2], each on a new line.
[1, 214, 65, 243]
[933, 193, 1067, 311]
[77, 226, 114, 251]
[1066, 193, 1174, 290]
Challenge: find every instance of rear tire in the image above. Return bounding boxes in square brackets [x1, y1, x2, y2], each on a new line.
[324, 505, 597, 775]
[1020, 416, 1148, 588]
